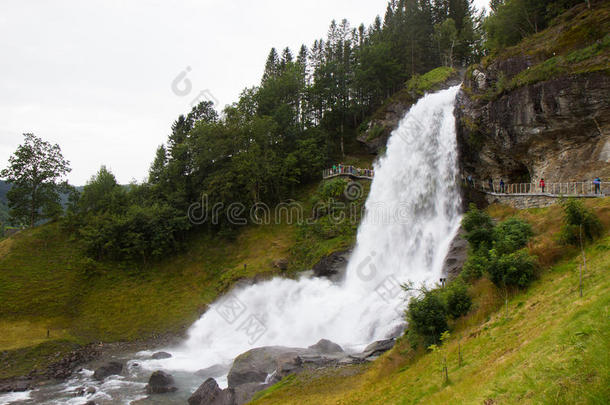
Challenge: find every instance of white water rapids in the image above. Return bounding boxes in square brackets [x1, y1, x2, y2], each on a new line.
[141, 85, 463, 384]
[0, 85, 462, 405]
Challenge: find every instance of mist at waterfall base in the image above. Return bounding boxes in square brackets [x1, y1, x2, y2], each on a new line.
[141, 85, 463, 384]
[0, 86, 461, 405]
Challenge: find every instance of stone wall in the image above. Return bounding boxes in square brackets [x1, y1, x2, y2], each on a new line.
[483, 193, 601, 210]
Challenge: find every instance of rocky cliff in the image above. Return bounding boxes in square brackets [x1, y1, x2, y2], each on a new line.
[455, 3, 610, 184]
[456, 69, 609, 183]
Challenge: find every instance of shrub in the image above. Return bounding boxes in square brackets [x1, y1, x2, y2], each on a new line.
[443, 281, 472, 319]
[487, 250, 537, 289]
[494, 217, 533, 255]
[462, 204, 495, 252]
[461, 253, 489, 282]
[560, 199, 603, 245]
[407, 289, 448, 347]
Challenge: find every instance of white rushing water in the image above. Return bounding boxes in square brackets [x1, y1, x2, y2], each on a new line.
[141, 85, 463, 385]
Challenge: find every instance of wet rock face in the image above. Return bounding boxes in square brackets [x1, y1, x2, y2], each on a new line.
[456, 67, 610, 184]
[188, 378, 235, 405]
[151, 351, 172, 360]
[307, 339, 344, 354]
[146, 370, 178, 394]
[312, 251, 350, 280]
[92, 361, 123, 381]
[442, 227, 468, 280]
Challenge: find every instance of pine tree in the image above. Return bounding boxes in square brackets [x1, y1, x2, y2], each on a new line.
[148, 145, 167, 185]
[262, 48, 280, 84]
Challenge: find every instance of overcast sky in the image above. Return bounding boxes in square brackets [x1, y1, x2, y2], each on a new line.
[1, 0, 489, 185]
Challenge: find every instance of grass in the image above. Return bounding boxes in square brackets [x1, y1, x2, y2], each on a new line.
[250, 198, 610, 405]
[406, 67, 457, 97]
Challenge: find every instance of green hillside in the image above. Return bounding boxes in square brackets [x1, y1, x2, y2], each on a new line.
[251, 198, 610, 405]
[0, 169, 372, 379]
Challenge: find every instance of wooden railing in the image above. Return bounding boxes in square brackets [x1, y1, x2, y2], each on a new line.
[323, 166, 375, 180]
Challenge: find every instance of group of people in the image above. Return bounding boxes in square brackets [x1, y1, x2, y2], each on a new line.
[465, 175, 604, 195]
[330, 164, 374, 178]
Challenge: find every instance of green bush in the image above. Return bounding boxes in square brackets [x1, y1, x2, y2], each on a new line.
[407, 289, 448, 347]
[462, 204, 495, 252]
[443, 281, 472, 319]
[494, 217, 533, 255]
[461, 253, 489, 282]
[560, 199, 603, 245]
[487, 250, 537, 289]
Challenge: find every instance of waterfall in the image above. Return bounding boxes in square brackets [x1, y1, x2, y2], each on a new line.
[143, 85, 463, 386]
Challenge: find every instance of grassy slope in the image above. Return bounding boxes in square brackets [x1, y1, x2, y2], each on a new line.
[0, 171, 372, 378]
[251, 198, 610, 405]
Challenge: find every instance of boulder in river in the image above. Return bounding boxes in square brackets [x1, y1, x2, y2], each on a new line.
[188, 378, 236, 405]
[146, 370, 178, 394]
[227, 341, 351, 404]
[92, 361, 123, 381]
[308, 339, 344, 354]
[151, 351, 172, 360]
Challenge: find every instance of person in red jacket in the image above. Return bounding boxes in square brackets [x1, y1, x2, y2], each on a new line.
[539, 178, 546, 193]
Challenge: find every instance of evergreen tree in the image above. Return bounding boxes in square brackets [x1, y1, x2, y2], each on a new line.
[262, 47, 280, 83]
[148, 145, 167, 185]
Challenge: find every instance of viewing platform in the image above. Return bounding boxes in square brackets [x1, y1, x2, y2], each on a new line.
[323, 166, 374, 181]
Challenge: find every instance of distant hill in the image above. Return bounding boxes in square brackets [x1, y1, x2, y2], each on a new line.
[0, 180, 85, 227]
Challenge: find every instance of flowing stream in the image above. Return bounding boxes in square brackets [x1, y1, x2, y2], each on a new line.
[1, 85, 462, 405]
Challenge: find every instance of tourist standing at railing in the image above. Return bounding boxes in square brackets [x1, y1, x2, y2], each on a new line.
[488, 178, 494, 192]
[500, 179, 505, 193]
[539, 178, 546, 193]
[594, 177, 602, 194]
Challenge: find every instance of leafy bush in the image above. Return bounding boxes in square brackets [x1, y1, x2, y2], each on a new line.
[461, 253, 489, 282]
[443, 281, 472, 319]
[494, 217, 533, 255]
[462, 204, 495, 252]
[560, 199, 603, 245]
[407, 289, 448, 347]
[487, 250, 537, 289]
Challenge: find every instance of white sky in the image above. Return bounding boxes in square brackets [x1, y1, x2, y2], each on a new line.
[0, 0, 489, 185]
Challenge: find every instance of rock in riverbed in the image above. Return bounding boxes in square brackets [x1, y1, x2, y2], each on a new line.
[188, 378, 235, 405]
[151, 351, 172, 360]
[92, 361, 123, 381]
[146, 370, 178, 394]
